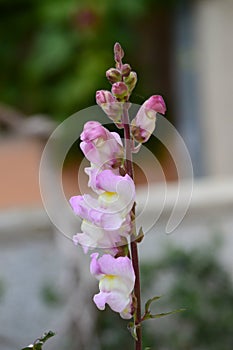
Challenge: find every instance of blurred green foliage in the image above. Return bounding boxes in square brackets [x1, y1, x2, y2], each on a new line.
[0, 0, 142, 120]
[40, 282, 63, 307]
[97, 242, 233, 349]
[0, 0, 187, 120]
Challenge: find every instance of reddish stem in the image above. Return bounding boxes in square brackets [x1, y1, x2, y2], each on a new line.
[123, 107, 142, 350]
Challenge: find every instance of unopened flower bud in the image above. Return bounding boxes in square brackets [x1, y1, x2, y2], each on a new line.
[96, 90, 123, 125]
[145, 95, 166, 115]
[121, 64, 131, 77]
[131, 95, 166, 143]
[123, 71, 137, 93]
[106, 68, 122, 84]
[112, 82, 129, 101]
[96, 90, 115, 105]
[114, 42, 124, 64]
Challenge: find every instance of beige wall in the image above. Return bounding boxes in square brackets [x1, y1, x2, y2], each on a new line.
[195, 0, 233, 176]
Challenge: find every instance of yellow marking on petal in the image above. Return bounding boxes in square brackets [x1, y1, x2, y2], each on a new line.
[93, 137, 105, 147]
[105, 274, 115, 280]
[99, 274, 117, 291]
[146, 109, 156, 119]
[99, 191, 118, 203]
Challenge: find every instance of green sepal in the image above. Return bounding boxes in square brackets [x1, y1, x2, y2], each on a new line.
[135, 227, 144, 243]
[127, 321, 138, 341]
[21, 331, 55, 350]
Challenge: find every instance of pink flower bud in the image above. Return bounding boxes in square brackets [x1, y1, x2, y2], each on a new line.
[90, 253, 135, 319]
[96, 90, 123, 125]
[123, 71, 137, 93]
[121, 63, 131, 77]
[131, 95, 166, 143]
[106, 68, 122, 84]
[111, 82, 129, 101]
[111, 82, 128, 96]
[114, 42, 124, 64]
[145, 95, 166, 115]
[96, 90, 115, 105]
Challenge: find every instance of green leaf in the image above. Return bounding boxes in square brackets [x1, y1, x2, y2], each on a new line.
[143, 296, 186, 322]
[144, 308, 186, 321]
[21, 331, 55, 350]
[33, 343, 43, 350]
[38, 330, 55, 343]
[145, 295, 162, 314]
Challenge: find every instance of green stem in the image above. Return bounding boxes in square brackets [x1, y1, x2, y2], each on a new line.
[123, 107, 142, 350]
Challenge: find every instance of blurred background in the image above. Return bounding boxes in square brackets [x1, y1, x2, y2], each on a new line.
[0, 0, 233, 349]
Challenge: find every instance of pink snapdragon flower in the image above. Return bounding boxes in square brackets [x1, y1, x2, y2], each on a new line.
[96, 170, 135, 216]
[70, 170, 135, 252]
[84, 163, 120, 193]
[96, 90, 123, 126]
[70, 194, 125, 231]
[80, 121, 124, 168]
[73, 214, 131, 254]
[70, 170, 135, 227]
[90, 253, 135, 319]
[131, 95, 166, 143]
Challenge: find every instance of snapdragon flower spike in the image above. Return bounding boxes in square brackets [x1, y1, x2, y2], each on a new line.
[131, 95, 166, 143]
[90, 253, 135, 319]
[96, 90, 123, 126]
[80, 121, 124, 168]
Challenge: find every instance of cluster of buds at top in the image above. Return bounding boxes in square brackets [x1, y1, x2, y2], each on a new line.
[96, 43, 138, 128]
[96, 42, 166, 144]
[106, 43, 137, 102]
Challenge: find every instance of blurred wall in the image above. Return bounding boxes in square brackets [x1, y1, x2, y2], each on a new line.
[195, 0, 233, 176]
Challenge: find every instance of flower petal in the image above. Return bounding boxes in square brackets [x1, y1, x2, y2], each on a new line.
[94, 291, 130, 313]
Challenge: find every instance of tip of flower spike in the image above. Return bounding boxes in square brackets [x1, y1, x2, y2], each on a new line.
[146, 95, 166, 115]
[114, 42, 124, 63]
